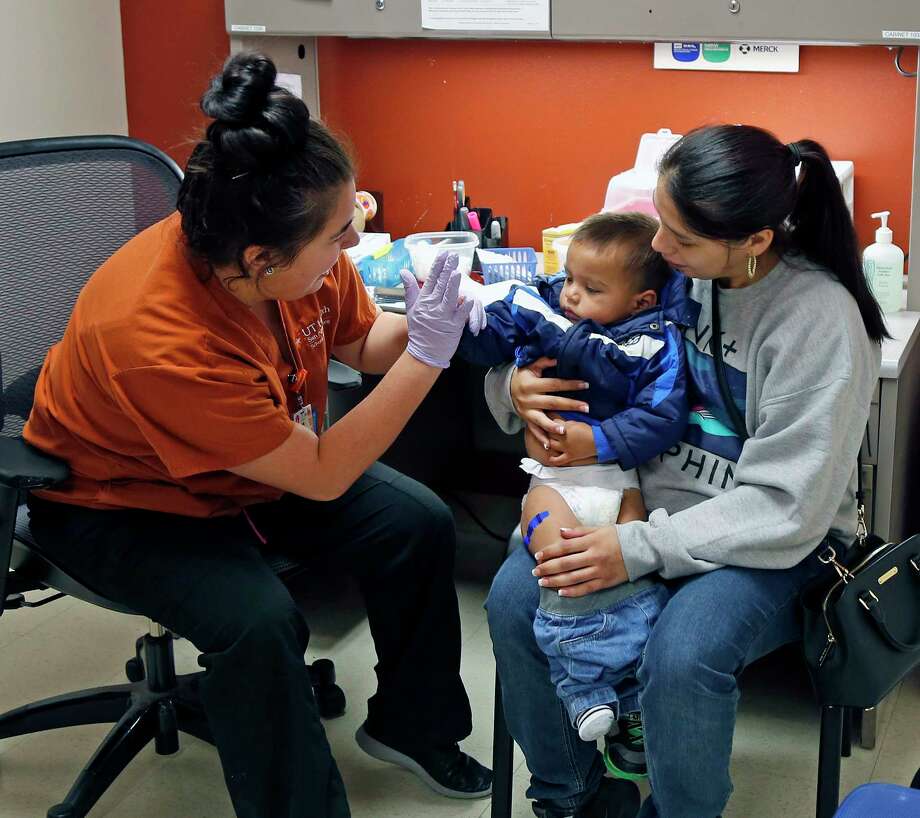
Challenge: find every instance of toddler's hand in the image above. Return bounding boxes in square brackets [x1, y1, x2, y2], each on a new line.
[546, 419, 597, 466]
[467, 299, 487, 336]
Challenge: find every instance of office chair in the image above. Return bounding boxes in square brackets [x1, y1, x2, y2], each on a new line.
[0, 135, 356, 817]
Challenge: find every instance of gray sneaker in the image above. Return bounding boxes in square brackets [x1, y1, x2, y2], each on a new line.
[604, 711, 647, 780]
[355, 723, 492, 799]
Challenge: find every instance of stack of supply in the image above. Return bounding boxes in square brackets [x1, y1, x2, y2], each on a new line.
[542, 223, 581, 275]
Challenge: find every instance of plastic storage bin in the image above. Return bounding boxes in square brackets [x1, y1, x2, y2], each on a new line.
[603, 128, 683, 216]
[404, 231, 478, 280]
[833, 783, 920, 816]
[356, 238, 411, 288]
[478, 247, 538, 284]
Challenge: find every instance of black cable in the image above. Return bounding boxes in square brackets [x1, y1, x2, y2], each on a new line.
[895, 47, 918, 78]
[443, 490, 509, 542]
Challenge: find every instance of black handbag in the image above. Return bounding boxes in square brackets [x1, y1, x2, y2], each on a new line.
[711, 283, 920, 708]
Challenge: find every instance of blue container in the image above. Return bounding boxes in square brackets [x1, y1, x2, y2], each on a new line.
[357, 238, 411, 288]
[479, 247, 539, 285]
[834, 783, 920, 816]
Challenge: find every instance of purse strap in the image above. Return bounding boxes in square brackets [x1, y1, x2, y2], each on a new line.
[710, 283, 867, 546]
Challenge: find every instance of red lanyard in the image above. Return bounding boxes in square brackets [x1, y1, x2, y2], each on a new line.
[276, 301, 308, 409]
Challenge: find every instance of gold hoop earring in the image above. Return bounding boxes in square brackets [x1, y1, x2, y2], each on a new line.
[264, 266, 275, 277]
[747, 255, 757, 280]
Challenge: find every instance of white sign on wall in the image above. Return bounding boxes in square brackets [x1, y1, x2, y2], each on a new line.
[421, 0, 549, 32]
[654, 42, 800, 73]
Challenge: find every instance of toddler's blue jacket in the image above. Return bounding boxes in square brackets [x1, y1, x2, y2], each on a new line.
[456, 271, 697, 470]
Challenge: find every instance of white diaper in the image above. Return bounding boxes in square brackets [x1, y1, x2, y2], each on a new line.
[519, 458, 640, 527]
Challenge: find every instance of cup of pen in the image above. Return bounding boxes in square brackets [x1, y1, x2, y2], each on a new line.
[404, 231, 479, 281]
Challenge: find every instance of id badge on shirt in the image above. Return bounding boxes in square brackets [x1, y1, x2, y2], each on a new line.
[293, 404, 315, 432]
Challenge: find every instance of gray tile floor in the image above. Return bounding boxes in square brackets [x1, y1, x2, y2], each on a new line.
[1, 516, 918, 818]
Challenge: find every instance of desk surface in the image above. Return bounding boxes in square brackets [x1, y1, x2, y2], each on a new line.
[881, 311, 920, 380]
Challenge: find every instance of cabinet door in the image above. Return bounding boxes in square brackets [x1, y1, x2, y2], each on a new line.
[226, 0, 549, 39]
[550, 0, 920, 46]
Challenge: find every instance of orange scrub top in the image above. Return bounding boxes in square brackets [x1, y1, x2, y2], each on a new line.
[23, 212, 378, 517]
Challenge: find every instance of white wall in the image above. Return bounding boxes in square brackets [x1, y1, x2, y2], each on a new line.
[0, 0, 127, 141]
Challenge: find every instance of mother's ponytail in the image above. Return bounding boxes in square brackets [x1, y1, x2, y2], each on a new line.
[660, 125, 889, 343]
[788, 139, 889, 342]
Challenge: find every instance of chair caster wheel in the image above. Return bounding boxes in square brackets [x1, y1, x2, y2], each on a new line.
[310, 658, 336, 685]
[48, 804, 75, 818]
[316, 683, 347, 719]
[309, 660, 345, 719]
[125, 657, 145, 682]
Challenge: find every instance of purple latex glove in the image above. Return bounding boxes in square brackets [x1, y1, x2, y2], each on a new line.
[399, 252, 474, 369]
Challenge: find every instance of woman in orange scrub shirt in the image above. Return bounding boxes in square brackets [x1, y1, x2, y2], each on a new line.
[23, 53, 489, 818]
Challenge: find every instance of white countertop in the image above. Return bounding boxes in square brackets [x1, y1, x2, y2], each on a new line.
[881, 310, 920, 379]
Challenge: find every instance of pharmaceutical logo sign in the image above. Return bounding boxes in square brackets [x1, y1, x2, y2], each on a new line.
[655, 42, 799, 72]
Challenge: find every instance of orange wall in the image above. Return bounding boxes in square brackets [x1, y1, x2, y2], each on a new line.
[120, 0, 229, 168]
[319, 39, 917, 253]
[118, 2, 917, 254]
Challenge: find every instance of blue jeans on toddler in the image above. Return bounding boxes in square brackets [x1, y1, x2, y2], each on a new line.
[534, 584, 669, 728]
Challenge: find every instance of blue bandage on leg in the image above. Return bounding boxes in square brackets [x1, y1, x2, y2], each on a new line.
[523, 510, 550, 548]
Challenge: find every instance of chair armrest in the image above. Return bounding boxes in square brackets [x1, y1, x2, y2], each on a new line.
[0, 437, 69, 490]
[328, 360, 362, 392]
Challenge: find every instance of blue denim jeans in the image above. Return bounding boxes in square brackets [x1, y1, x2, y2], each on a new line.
[486, 544, 826, 817]
[534, 585, 669, 727]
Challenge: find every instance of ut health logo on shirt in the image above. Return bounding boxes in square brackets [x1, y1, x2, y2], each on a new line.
[295, 306, 332, 349]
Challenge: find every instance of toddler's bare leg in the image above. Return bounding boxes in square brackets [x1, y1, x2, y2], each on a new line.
[521, 486, 579, 557]
[617, 489, 648, 524]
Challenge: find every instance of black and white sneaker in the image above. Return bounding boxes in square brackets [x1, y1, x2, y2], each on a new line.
[355, 723, 492, 799]
[604, 711, 647, 780]
[576, 704, 617, 742]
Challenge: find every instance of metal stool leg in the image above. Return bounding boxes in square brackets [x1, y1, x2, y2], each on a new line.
[857, 705, 878, 750]
[491, 674, 514, 818]
[840, 707, 852, 758]
[816, 705, 843, 818]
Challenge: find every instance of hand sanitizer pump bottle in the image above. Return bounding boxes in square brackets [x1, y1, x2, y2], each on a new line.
[863, 211, 904, 314]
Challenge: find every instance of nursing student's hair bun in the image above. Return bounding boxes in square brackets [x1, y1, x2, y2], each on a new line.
[178, 51, 353, 273]
[200, 51, 310, 171]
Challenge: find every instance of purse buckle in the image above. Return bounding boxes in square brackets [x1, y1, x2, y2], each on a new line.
[856, 504, 868, 547]
[858, 589, 879, 611]
[819, 544, 855, 583]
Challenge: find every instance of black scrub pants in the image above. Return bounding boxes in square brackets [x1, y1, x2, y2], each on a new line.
[26, 462, 473, 818]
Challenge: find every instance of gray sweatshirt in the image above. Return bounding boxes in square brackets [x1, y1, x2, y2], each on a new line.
[485, 255, 881, 581]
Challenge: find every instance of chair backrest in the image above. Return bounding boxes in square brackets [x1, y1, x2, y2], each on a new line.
[0, 136, 183, 613]
[0, 135, 183, 438]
